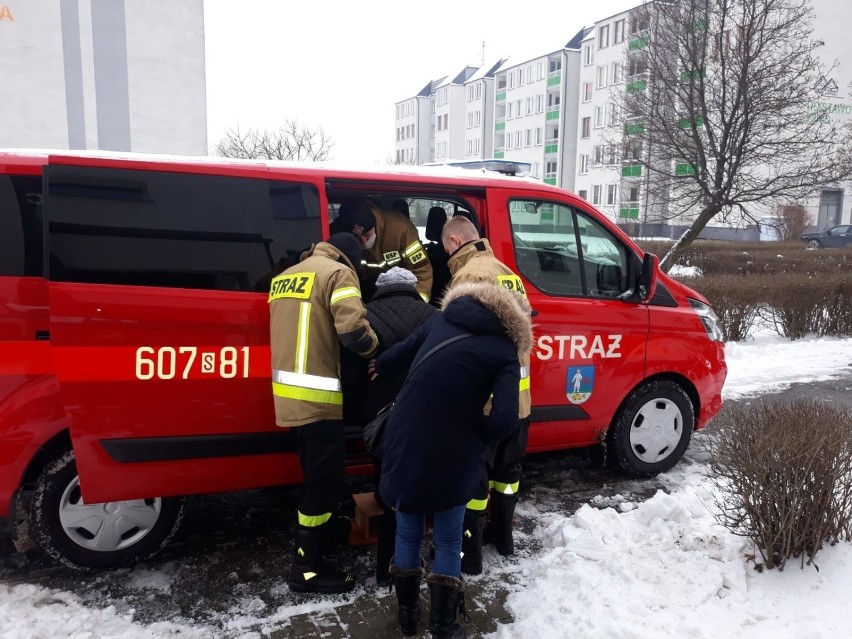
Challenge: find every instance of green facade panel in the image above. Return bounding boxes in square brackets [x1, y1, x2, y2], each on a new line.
[628, 36, 650, 51]
[626, 80, 647, 92]
[495, 121, 505, 131]
[496, 91, 506, 102]
[545, 110, 560, 121]
[544, 144, 559, 154]
[619, 207, 640, 219]
[544, 177, 557, 185]
[625, 123, 645, 134]
[547, 75, 561, 86]
[622, 164, 643, 177]
[494, 151, 504, 158]
[675, 163, 697, 176]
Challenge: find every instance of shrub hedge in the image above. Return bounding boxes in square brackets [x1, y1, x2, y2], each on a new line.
[635, 240, 852, 339]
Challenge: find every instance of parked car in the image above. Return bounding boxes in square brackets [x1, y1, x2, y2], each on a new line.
[802, 225, 852, 248]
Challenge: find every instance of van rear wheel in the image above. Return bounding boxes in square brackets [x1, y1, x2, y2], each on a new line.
[29, 451, 185, 570]
[607, 380, 694, 477]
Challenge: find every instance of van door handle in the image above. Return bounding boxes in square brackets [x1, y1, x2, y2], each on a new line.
[35, 330, 50, 341]
[530, 309, 539, 317]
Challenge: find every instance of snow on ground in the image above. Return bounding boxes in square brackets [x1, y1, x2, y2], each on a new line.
[2, 334, 852, 638]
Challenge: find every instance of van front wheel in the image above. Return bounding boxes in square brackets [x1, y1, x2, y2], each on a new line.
[607, 380, 694, 477]
[29, 451, 185, 570]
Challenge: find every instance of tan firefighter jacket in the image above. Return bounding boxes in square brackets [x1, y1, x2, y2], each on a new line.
[269, 242, 378, 428]
[362, 205, 433, 301]
[447, 238, 532, 419]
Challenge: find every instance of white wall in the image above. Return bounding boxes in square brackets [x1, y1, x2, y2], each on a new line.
[0, 0, 206, 155]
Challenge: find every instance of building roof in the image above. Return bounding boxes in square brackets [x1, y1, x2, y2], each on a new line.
[467, 58, 507, 83]
[566, 27, 593, 50]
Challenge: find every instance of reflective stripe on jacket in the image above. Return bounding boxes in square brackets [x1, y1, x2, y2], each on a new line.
[447, 238, 532, 419]
[361, 205, 433, 302]
[269, 242, 378, 427]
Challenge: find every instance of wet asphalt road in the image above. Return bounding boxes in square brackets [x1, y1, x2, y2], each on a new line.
[2, 374, 851, 637]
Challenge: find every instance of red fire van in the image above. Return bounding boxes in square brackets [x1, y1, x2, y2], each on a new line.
[0, 151, 726, 569]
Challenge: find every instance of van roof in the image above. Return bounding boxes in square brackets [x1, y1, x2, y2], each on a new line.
[0, 148, 561, 193]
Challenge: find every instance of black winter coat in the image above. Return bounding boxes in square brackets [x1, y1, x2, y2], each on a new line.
[341, 284, 437, 426]
[377, 281, 533, 514]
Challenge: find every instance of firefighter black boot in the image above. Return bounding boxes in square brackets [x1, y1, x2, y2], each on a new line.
[459, 509, 486, 576]
[288, 524, 355, 594]
[375, 508, 397, 586]
[427, 573, 468, 639]
[483, 493, 518, 556]
[390, 562, 424, 635]
[321, 514, 352, 554]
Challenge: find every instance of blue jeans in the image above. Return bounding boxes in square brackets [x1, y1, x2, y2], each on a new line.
[395, 505, 466, 577]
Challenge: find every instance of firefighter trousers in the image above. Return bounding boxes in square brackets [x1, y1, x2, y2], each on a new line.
[295, 419, 346, 527]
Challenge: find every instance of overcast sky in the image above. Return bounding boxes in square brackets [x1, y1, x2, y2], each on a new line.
[203, 0, 643, 164]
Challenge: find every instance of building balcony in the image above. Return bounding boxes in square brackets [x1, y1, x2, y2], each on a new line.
[626, 79, 647, 92]
[496, 90, 506, 102]
[628, 35, 650, 51]
[543, 175, 557, 185]
[495, 121, 505, 131]
[545, 107, 560, 121]
[624, 122, 645, 135]
[544, 140, 559, 154]
[494, 148, 505, 158]
[547, 74, 561, 87]
[619, 203, 641, 219]
[622, 164, 643, 177]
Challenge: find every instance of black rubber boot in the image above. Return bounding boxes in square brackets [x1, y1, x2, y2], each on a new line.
[483, 493, 518, 556]
[321, 514, 352, 554]
[375, 509, 397, 586]
[288, 524, 355, 594]
[390, 562, 424, 636]
[427, 573, 468, 639]
[459, 509, 486, 576]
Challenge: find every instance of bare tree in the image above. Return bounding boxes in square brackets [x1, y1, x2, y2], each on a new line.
[215, 120, 333, 161]
[616, 0, 852, 270]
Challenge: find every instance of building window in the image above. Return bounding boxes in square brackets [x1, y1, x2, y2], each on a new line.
[475, 110, 481, 126]
[579, 154, 590, 174]
[596, 65, 608, 89]
[536, 94, 544, 112]
[631, 11, 650, 34]
[594, 105, 606, 128]
[583, 81, 593, 102]
[627, 185, 640, 202]
[538, 62, 545, 79]
[614, 19, 626, 43]
[525, 129, 532, 147]
[611, 61, 623, 84]
[535, 128, 543, 145]
[515, 131, 522, 148]
[592, 185, 602, 205]
[509, 72, 515, 89]
[475, 138, 480, 154]
[578, 189, 588, 200]
[526, 97, 533, 115]
[443, 114, 448, 130]
[598, 25, 610, 48]
[518, 68, 524, 85]
[593, 145, 605, 165]
[583, 45, 594, 66]
[508, 103, 514, 119]
[545, 160, 558, 175]
[476, 83, 482, 99]
[581, 117, 591, 138]
[609, 103, 621, 127]
[606, 184, 618, 206]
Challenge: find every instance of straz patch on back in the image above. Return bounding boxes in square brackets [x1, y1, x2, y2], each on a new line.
[496, 274, 527, 297]
[268, 272, 316, 301]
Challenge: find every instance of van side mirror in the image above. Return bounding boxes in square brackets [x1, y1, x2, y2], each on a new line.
[638, 252, 659, 302]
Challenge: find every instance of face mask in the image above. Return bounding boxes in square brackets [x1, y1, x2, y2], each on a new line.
[362, 232, 377, 250]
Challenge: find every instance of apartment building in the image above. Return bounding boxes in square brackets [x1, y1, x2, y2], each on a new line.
[434, 66, 479, 162]
[574, 7, 638, 224]
[0, 0, 206, 155]
[394, 79, 437, 165]
[462, 60, 505, 162]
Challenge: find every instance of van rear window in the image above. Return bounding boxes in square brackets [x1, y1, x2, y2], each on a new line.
[45, 166, 321, 292]
[0, 175, 43, 277]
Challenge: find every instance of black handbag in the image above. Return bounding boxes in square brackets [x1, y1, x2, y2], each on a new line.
[363, 332, 475, 457]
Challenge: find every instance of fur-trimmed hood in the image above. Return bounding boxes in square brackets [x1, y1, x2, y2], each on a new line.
[441, 281, 533, 357]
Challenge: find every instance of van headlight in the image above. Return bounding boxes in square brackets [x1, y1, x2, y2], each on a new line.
[688, 298, 724, 342]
